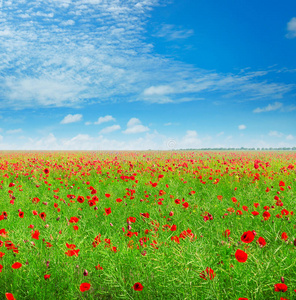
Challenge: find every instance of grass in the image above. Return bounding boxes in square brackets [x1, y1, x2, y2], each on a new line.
[0, 150, 295, 299]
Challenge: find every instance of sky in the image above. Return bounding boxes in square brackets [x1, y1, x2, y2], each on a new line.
[0, 0, 295, 150]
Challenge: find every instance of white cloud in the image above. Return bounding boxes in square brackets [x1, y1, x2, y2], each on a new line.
[238, 125, 246, 130]
[154, 24, 194, 40]
[253, 102, 283, 113]
[0, 135, 3, 142]
[143, 85, 175, 96]
[60, 114, 82, 124]
[269, 131, 283, 138]
[94, 115, 115, 125]
[286, 17, 296, 38]
[6, 128, 22, 134]
[122, 118, 149, 134]
[99, 124, 121, 134]
[0, 1, 294, 108]
[286, 134, 294, 140]
[85, 121, 92, 125]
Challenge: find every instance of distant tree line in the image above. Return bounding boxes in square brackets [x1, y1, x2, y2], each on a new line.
[177, 147, 296, 151]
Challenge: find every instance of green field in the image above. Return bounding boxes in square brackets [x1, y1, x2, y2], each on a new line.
[0, 151, 295, 300]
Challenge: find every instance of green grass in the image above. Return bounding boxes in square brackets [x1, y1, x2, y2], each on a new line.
[0, 151, 295, 299]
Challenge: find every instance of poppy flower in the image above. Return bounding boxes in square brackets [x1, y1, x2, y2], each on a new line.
[95, 264, 103, 270]
[279, 181, 285, 187]
[32, 197, 40, 204]
[262, 211, 271, 220]
[43, 168, 49, 174]
[241, 231, 255, 243]
[80, 282, 91, 292]
[73, 226, 79, 230]
[5, 293, 15, 300]
[238, 298, 249, 300]
[199, 267, 215, 280]
[0, 252, 5, 258]
[77, 196, 85, 203]
[31, 230, 40, 240]
[44, 274, 51, 280]
[39, 212, 46, 221]
[18, 211, 24, 218]
[257, 237, 266, 247]
[217, 195, 223, 200]
[235, 249, 248, 263]
[251, 211, 259, 216]
[12, 262, 22, 269]
[281, 232, 288, 241]
[132, 282, 143, 291]
[69, 217, 79, 223]
[0, 264, 3, 272]
[170, 224, 177, 231]
[223, 229, 231, 237]
[274, 283, 288, 292]
[104, 208, 111, 215]
[105, 193, 111, 198]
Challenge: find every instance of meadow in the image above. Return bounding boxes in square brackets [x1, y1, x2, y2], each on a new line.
[0, 150, 295, 300]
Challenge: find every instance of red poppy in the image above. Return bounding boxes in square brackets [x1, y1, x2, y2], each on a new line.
[32, 197, 40, 204]
[274, 283, 288, 292]
[44, 274, 51, 280]
[0, 264, 3, 272]
[32, 210, 38, 215]
[241, 231, 255, 243]
[262, 211, 271, 220]
[73, 226, 79, 230]
[43, 168, 49, 174]
[105, 207, 111, 215]
[238, 298, 249, 300]
[116, 198, 122, 202]
[69, 217, 79, 223]
[12, 262, 22, 269]
[251, 211, 259, 216]
[199, 267, 215, 280]
[31, 230, 40, 240]
[281, 232, 288, 241]
[80, 282, 91, 292]
[170, 224, 177, 231]
[217, 195, 223, 200]
[5, 293, 15, 300]
[95, 264, 103, 270]
[279, 181, 285, 187]
[105, 193, 111, 198]
[39, 212, 46, 221]
[77, 196, 85, 203]
[0, 252, 5, 258]
[235, 249, 248, 263]
[223, 229, 231, 237]
[257, 237, 266, 247]
[65, 249, 80, 257]
[132, 282, 143, 291]
[18, 211, 24, 218]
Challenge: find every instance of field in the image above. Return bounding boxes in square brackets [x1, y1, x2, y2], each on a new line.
[0, 151, 295, 300]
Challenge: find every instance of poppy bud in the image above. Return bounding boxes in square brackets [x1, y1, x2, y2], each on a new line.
[281, 276, 284, 283]
[128, 225, 132, 230]
[43, 202, 48, 205]
[294, 238, 296, 247]
[18, 209, 21, 212]
[169, 211, 174, 216]
[83, 269, 88, 276]
[56, 217, 60, 221]
[94, 206, 98, 210]
[110, 223, 113, 226]
[141, 250, 147, 256]
[46, 261, 50, 268]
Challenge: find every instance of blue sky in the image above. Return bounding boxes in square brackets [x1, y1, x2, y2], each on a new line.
[0, 0, 295, 150]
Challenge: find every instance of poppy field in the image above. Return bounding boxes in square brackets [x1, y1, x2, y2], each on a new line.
[0, 150, 296, 300]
